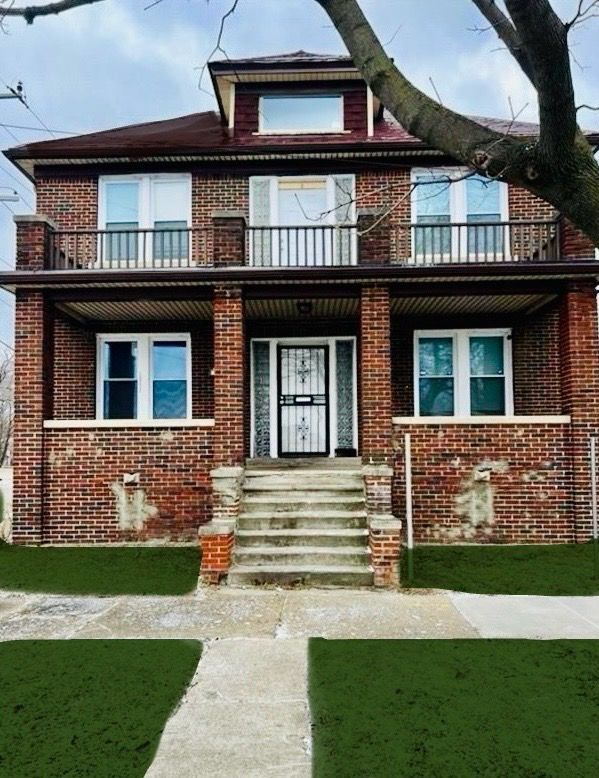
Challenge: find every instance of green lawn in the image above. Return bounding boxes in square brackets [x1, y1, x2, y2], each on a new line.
[0, 544, 200, 595]
[310, 639, 599, 778]
[0, 640, 201, 777]
[401, 543, 599, 595]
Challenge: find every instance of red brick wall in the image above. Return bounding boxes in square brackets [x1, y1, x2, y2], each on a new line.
[51, 316, 214, 420]
[360, 285, 392, 461]
[393, 422, 573, 543]
[12, 291, 53, 543]
[213, 287, 245, 466]
[36, 174, 97, 230]
[43, 427, 212, 543]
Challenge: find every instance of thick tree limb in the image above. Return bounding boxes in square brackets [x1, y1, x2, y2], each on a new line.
[471, 0, 536, 86]
[504, 0, 577, 157]
[0, 0, 105, 24]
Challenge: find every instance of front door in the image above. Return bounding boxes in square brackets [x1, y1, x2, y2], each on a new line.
[277, 345, 329, 456]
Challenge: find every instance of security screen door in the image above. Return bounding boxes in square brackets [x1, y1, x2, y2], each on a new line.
[277, 345, 329, 456]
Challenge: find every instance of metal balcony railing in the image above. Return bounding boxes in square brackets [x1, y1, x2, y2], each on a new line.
[46, 227, 212, 270]
[397, 219, 561, 265]
[246, 225, 359, 267]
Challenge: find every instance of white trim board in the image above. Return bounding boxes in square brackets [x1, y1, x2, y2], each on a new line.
[392, 415, 571, 426]
[44, 419, 215, 429]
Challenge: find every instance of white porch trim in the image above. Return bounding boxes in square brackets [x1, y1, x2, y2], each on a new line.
[392, 415, 571, 425]
[44, 418, 215, 429]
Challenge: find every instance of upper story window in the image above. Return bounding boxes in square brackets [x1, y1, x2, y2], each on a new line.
[414, 329, 513, 417]
[411, 169, 508, 261]
[99, 175, 191, 266]
[97, 334, 191, 421]
[249, 174, 356, 266]
[258, 95, 343, 133]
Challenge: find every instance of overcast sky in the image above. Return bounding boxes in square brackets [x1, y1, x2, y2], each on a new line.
[1, 0, 598, 349]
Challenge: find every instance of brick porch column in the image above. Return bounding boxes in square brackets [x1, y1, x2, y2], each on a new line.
[200, 286, 245, 583]
[360, 285, 401, 586]
[12, 291, 54, 544]
[559, 282, 599, 541]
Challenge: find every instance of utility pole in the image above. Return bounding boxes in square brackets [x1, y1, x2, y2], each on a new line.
[0, 82, 24, 101]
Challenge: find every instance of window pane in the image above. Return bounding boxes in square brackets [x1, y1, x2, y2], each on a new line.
[278, 184, 327, 225]
[152, 341, 187, 380]
[104, 341, 136, 379]
[105, 182, 139, 224]
[261, 96, 342, 132]
[466, 176, 501, 216]
[104, 381, 137, 419]
[420, 378, 454, 415]
[152, 341, 187, 419]
[419, 337, 453, 377]
[153, 381, 187, 419]
[153, 221, 189, 261]
[152, 180, 189, 222]
[414, 174, 451, 218]
[470, 377, 505, 415]
[469, 336, 504, 376]
[105, 224, 138, 263]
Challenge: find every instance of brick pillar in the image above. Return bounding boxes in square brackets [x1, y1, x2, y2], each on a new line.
[15, 214, 56, 271]
[200, 286, 245, 583]
[360, 285, 401, 586]
[212, 211, 246, 267]
[559, 218, 596, 259]
[12, 291, 53, 544]
[357, 209, 392, 265]
[559, 283, 599, 541]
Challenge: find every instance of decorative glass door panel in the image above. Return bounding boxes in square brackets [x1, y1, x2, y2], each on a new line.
[278, 346, 329, 456]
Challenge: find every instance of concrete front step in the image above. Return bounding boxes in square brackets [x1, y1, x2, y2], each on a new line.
[243, 496, 365, 513]
[237, 528, 369, 547]
[227, 564, 374, 588]
[234, 545, 371, 567]
[238, 512, 368, 530]
[244, 481, 364, 492]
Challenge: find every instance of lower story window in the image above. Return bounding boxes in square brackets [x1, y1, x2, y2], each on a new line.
[98, 334, 191, 421]
[415, 329, 512, 417]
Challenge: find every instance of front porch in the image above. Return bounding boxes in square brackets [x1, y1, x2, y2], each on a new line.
[8, 264, 599, 586]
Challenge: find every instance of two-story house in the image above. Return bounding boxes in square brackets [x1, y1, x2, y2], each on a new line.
[2, 51, 599, 587]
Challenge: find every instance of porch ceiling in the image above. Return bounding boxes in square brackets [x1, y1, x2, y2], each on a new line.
[57, 291, 556, 323]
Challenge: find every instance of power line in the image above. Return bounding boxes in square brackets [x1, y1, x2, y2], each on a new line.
[0, 257, 15, 270]
[0, 122, 76, 135]
[0, 75, 57, 139]
[0, 163, 35, 210]
[0, 339, 13, 352]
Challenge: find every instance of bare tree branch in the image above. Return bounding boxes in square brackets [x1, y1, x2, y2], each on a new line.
[471, 0, 536, 86]
[0, 0, 105, 24]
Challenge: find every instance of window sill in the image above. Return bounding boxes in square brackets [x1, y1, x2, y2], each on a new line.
[252, 130, 351, 136]
[44, 419, 215, 429]
[392, 415, 571, 425]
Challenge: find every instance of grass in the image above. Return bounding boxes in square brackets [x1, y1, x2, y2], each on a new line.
[400, 543, 599, 595]
[0, 544, 200, 596]
[0, 640, 201, 778]
[310, 639, 599, 778]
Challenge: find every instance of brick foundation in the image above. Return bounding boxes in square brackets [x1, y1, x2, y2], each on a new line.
[393, 422, 572, 543]
[43, 427, 212, 543]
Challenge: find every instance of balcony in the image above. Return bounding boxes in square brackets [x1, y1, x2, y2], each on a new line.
[39, 219, 563, 271]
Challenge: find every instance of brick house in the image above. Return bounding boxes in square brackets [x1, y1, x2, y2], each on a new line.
[1, 51, 599, 587]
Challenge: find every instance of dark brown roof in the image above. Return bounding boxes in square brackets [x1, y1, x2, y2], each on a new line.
[5, 108, 569, 165]
[209, 51, 355, 71]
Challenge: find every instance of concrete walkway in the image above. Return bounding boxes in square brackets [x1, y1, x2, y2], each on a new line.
[3, 587, 599, 777]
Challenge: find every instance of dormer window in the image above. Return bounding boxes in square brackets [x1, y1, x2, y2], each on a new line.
[258, 94, 343, 134]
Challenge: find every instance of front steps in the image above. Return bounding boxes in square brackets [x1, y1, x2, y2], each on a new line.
[227, 458, 374, 587]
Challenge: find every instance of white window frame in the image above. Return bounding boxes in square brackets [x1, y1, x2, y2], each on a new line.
[410, 168, 509, 261]
[98, 174, 192, 267]
[257, 94, 344, 135]
[413, 328, 513, 417]
[248, 174, 357, 266]
[96, 333, 192, 422]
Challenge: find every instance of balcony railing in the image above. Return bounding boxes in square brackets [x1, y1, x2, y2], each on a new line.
[40, 219, 563, 271]
[246, 225, 358, 267]
[47, 227, 212, 270]
[397, 219, 560, 265]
